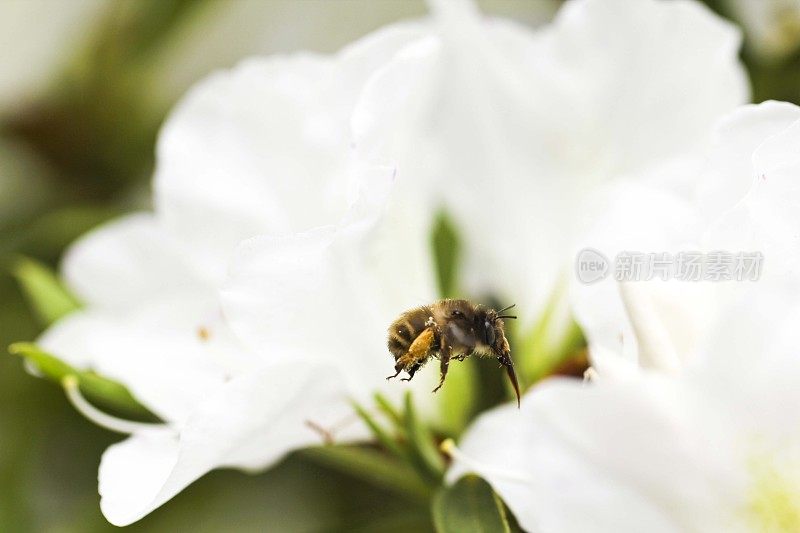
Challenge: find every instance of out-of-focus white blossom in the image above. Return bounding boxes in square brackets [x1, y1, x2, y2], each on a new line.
[353, 0, 748, 328]
[151, 0, 559, 108]
[38, 23, 436, 526]
[572, 101, 800, 377]
[449, 99, 800, 532]
[449, 279, 800, 533]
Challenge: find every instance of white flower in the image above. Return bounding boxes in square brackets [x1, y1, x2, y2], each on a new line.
[571, 101, 800, 377]
[37, 22, 434, 526]
[447, 99, 800, 532]
[220, 172, 440, 407]
[353, 0, 748, 328]
[27, 0, 763, 526]
[448, 280, 800, 533]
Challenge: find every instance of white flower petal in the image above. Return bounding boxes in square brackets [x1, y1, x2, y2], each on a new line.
[696, 101, 800, 224]
[454, 291, 800, 531]
[354, 0, 747, 324]
[99, 362, 357, 526]
[451, 378, 740, 533]
[155, 23, 427, 283]
[575, 102, 800, 376]
[38, 297, 238, 424]
[701, 103, 800, 267]
[61, 213, 200, 310]
[221, 166, 439, 409]
[745, 112, 800, 272]
[98, 429, 179, 527]
[570, 182, 707, 373]
[542, 0, 746, 174]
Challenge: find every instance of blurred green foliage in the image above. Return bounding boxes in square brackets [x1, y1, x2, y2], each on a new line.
[703, 0, 800, 103]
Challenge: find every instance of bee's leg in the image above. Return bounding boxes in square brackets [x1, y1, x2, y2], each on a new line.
[432, 342, 451, 393]
[392, 327, 436, 383]
[400, 363, 421, 381]
[385, 368, 402, 380]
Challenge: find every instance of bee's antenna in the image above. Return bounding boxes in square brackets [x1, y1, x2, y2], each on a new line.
[496, 303, 516, 314]
[498, 315, 517, 320]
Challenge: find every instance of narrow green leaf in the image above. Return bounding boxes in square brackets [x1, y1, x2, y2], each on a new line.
[352, 401, 405, 458]
[432, 475, 511, 533]
[11, 256, 80, 326]
[436, 358, 478, 438]
[431, 211, 461, 298]
[515, 278, 587, 385]
[404, 391, 446, 482]
[373, 392, 404, 427]
[519, 315, 586, 384]
[300, 445, 432, 503]
[9, 342, 157, 421]
[550, 319, 586, 366]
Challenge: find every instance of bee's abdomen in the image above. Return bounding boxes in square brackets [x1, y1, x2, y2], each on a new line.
[387, 306, 432, 359]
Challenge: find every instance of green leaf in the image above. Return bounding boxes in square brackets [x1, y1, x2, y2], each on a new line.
[352, 401, 405, 459]
[348, 510, 435, 533]
[11, 256, 80, 326]
[432, 475, 511, 533]
[8, 342, 157, 421]
[515, 277, 586, 385]
[431, 211, 461, 298]
[373, 392, 404, 427]
[519, 316, 585, 384]
[1, 205, 126, 263]
[404, 391, 446, 483]
[436, 357, 478, 437]
[301, 445, 432, 503]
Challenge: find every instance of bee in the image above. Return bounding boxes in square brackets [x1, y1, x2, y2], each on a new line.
[386, 299, 521, 407]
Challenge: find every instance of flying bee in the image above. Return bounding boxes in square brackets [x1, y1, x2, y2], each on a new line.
[386, 299, 521, 407]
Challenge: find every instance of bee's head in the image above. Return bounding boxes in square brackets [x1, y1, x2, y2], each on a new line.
[477, 304, 516, 348]
[482, 303, 520, 407]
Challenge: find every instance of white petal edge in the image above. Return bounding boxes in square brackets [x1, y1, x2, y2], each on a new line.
[154, 21, 429, 284]
[99, 361, 359, 526]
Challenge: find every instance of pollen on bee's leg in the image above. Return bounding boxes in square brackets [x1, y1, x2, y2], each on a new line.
[61, 375, 167, 435]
